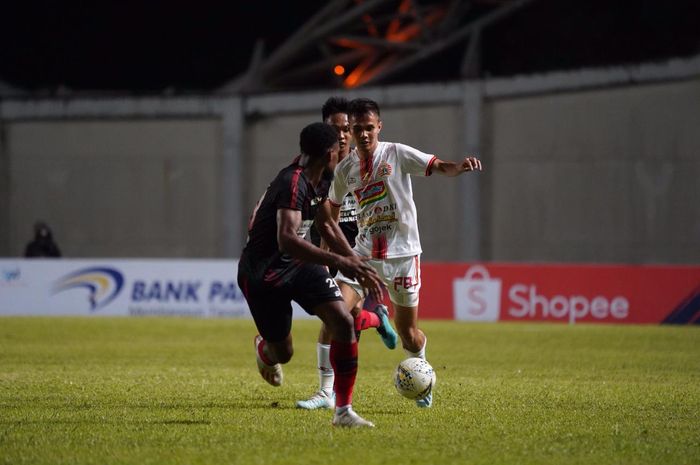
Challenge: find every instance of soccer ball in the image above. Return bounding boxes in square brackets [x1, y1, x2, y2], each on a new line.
[394, 357, 436, 400]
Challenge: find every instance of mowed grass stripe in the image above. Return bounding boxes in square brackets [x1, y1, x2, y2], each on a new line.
[0, 317, 698, 465]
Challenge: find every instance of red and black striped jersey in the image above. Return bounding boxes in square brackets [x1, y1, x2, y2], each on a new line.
[241, 157, 332, 282]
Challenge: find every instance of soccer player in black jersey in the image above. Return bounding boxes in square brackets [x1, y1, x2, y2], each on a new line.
[238, 122, 381, 428]
[297, 97, 398, 411]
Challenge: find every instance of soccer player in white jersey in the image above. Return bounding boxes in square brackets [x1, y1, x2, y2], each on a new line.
[329, 98, 483, 408]
[297, 97, 397, 411]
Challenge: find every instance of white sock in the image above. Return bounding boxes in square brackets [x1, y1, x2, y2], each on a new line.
[404, 336, 427, 359]
[317, 343, 334, 395]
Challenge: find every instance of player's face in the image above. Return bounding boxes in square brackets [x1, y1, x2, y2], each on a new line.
[324, 141, 341, 175]
[350, 111, 381, 157]
[324, 112, 351, 160]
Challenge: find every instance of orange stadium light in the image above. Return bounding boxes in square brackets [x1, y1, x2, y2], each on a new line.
[333, 65, 346, 76]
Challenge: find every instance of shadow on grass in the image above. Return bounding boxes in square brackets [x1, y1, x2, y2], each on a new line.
[1, 399, 299, 410]
[0, 418, 213, 425]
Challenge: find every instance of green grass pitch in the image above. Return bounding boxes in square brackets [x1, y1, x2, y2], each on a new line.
[1, 317, 698, 465]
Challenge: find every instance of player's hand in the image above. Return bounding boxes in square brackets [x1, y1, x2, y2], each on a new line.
[357, 270, 385, 302]
[337, 256, 384, 301]
[461, 156, 482, 172]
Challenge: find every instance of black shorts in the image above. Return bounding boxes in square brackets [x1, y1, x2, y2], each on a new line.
[310, 223, 356, 277]
[237, 262, 344, 343]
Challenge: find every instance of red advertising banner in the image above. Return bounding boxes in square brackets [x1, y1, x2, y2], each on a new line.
[419, 263, 700, 324]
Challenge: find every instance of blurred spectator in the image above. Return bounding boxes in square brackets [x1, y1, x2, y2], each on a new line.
[24, 221, 62, 258]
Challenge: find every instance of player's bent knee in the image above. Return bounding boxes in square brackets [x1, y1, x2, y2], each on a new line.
[349, 302, 362, 318]
[316, 302, 354, 342]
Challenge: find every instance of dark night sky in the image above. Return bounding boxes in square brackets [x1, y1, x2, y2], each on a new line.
[0, 1, 323, 92]
[1, 0, 698, 93]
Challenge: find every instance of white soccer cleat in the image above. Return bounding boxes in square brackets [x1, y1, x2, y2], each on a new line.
[332, 407, 375, 428]
[254, 335, 283, 387]
[296, 391, 335, 410]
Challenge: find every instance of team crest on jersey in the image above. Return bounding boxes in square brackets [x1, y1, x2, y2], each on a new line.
[377, 162, 392, 178]
[354, 180, 387, 207]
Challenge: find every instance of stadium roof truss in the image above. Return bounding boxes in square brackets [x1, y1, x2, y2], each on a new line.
[220, 0, 536, 93]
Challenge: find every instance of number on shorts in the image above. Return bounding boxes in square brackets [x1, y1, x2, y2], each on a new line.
[393, 276, 417, 291]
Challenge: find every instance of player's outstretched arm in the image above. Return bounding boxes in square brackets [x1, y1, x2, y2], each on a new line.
[431, 156, 483, 177]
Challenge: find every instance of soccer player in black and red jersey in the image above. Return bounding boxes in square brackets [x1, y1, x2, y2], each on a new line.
[237, 122, 382, 428]
[297, 97, 397, 411]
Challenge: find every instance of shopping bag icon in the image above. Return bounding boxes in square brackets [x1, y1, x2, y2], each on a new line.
[453, 265, 502, 321]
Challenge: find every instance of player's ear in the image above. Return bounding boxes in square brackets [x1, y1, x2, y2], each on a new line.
[377, 120, 382, 133]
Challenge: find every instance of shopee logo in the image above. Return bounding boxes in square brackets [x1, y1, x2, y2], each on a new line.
[507, 284, 629, 324]
[453, 266, 501, 321]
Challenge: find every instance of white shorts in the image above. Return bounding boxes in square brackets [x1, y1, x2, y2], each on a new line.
[335, 255, 421, 307]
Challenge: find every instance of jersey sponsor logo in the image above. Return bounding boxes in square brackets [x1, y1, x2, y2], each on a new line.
[353, 180, 387, 207]
[377, 162, 392, 178]
[339, 194, 358, 222]
[341, 194, 357, 209]
[310, 196, 324, 206]
[360, 212, 397, 228]
[357, 203, 396, 221]
[339, 210, 357, 223]
[358, 203, 398, 231]
[368, 223, 394, 234]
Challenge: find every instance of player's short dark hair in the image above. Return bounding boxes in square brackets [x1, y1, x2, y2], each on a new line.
[348, 98, 381, 119]
[321, 96, 349, 121]
[299, 122, 339, 159]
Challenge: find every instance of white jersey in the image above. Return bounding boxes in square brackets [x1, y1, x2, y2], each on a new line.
[329, 141, 436, 259]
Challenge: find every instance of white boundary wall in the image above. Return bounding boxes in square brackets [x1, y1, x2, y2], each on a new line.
[1, 55, 699, 262]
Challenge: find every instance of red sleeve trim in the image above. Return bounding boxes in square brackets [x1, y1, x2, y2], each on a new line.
[289, 167, 302, 208]
[425, 155, 437, 176]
